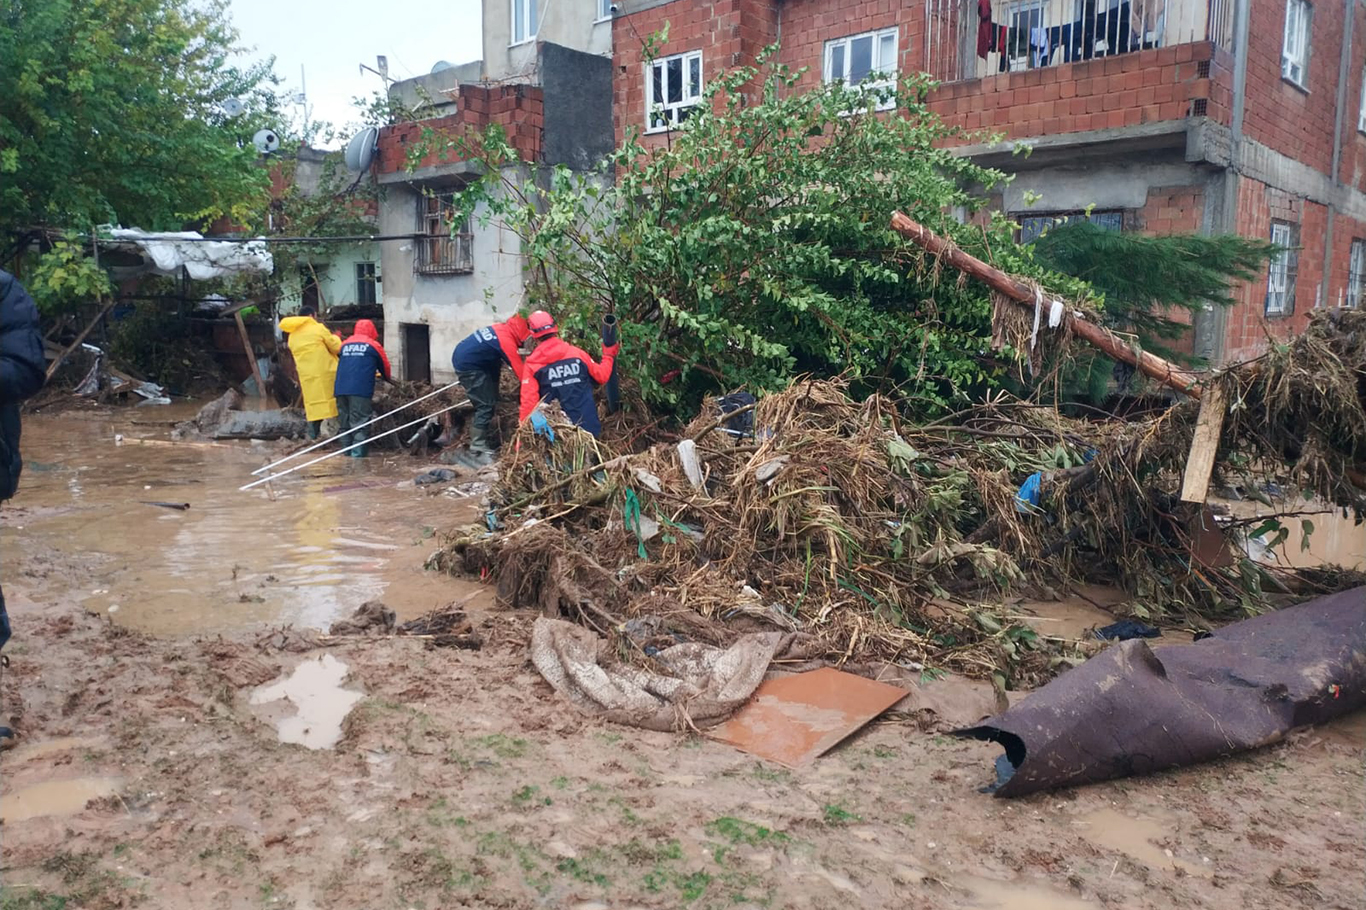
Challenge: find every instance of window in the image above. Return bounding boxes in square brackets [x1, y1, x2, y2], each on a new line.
[1348, 240, 1366, 308]
[1358, 67, 1366, 133]
[511, 0, 538, 45]
[416, 192, 473, 276]
[1282, 0, 1311, 89]
[1266, 221, 1299, 316]
[355, 262, 377, 305]
[1017, 210, 1124, 244]
[596, 0, 613, 21]
[824, 28, 898, 109]
[1003, 2, 1046, 69]
[646, 51, 702, 133]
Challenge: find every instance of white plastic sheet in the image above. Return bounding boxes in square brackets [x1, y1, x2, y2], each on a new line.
[104, 229, 273, 280]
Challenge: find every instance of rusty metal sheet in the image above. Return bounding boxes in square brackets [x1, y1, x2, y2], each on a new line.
[956, 586, 1366, 797]
[709, 667, 907, 767]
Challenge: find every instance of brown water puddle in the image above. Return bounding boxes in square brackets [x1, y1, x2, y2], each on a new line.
[1075, 806, 1212, 878]
[3, 411, 488, 636]
[0, 776, 121, 823]
[961, 874, 1098, 909]
[249, 654, 364, 750]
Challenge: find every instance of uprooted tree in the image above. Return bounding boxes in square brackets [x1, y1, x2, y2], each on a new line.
[415, 49, 1092, 415]
[414, 46, 1271, 416]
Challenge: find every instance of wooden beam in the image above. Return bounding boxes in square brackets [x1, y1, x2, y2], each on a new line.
[1180, 382, 1229, 503]
[889, 212, 1204, 400]
[45, 296, 117, 381]
[234, 309, 272, 405]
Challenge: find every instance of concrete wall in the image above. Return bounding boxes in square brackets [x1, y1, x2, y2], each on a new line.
[378, 178, 527, 384]
[483, 0, 613, 82]
[388, 61, 485, 117]
[276, 246, 383, 315]
[542, 43, 617, 168]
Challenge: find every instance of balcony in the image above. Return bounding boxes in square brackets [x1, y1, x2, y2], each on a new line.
[925, 0, 1234, 84]
[415, 232, 474, 276]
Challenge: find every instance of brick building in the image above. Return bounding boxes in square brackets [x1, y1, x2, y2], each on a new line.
[373, 42, 613, 382]
[613, 0, 1366, 365]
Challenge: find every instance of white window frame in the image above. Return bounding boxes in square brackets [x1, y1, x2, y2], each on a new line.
[1282, 0, 1311, 90]
[595, 0, 614, 22]
[645, 50, 703, 134]
[511, 0, 538, 46]
[1266, 221, 1298, 316]
[1348, 239, 1366, 309]
[1358, 66, 1366, 133]
[823, 28, 899, 111]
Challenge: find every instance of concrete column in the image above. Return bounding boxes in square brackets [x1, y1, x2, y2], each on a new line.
[1323, 0, 1357, 307]
[1197, 0, 1253, 366]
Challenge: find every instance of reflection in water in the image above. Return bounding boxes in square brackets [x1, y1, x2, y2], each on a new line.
[2, 412, 479, 636]
[250, 654, 363, 750]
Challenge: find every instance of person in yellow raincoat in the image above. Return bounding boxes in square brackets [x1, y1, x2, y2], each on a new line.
[278, 304, 341, 439]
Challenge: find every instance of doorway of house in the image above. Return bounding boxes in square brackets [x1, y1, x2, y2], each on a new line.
[402, 323, 431, 383]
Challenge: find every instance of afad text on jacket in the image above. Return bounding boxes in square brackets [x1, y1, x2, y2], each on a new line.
[334, 319, 392, 398]
[518, 336, 615, 437]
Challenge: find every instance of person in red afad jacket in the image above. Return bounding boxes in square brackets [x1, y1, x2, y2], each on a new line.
[451, 314, 530, 461]
[517, 311, 617, 437]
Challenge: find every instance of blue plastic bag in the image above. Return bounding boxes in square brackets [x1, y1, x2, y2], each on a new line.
[1016, 472, 1043, 513]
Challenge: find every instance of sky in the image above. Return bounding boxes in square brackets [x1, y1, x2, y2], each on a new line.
[227, 0, 484, 146]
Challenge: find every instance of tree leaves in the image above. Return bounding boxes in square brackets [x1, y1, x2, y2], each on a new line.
[0, 0, 276, 240]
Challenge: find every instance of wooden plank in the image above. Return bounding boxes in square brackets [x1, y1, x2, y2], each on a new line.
[235, 309, 272, 405]
[889, 211, 1204, 400]
[1179, 381, 1229, 503]
[45, 296, 117, 381]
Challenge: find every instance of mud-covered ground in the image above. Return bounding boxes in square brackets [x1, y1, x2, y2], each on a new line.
[1, 409, 1363, 910]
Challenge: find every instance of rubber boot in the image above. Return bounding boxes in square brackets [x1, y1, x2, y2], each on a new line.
[350, 445, 368, 458]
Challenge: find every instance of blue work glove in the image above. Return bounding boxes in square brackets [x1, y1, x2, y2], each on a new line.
[530, 410, 556, 442]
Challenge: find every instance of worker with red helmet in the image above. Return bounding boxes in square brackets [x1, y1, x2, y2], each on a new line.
[518, 310, 618, 437]
[451, 314, 531, 459]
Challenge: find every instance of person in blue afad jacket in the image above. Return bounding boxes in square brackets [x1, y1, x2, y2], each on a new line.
[451, 314, 530, 464]
[0, 269, 47, 746]
[332, 319, 391, 457]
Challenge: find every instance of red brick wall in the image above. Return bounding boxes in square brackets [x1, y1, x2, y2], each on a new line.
[777, 0, 922, 93]
[1329, 215, 1366, 309]
[613, 0, 778, 150]
[1222, 179, 1328, 361]
[1240, 0, 1344, 176]
[930, 43, 1230, 140]
[376, 84, 544, 174]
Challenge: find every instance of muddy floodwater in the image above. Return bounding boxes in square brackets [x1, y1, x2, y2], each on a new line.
[4, 408, 487, 636]
[0, 406, 1362, 910]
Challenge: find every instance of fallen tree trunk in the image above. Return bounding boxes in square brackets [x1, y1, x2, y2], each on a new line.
[890, 212, 1203, 400]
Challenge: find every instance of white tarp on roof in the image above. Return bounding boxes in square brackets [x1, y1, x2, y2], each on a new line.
[104, 228, 273, 280]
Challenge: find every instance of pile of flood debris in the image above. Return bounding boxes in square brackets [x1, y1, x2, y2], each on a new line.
[430, 305, 1366, 689]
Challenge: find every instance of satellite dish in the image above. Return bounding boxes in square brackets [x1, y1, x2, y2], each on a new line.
[221, 98, 246, 117]
[253, 128, 281, 154]
[431, 60, 455, 74]
[344, 127, 379, 172]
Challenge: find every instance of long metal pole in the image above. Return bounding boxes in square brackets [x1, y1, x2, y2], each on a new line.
[251, 381, 460, 475]
[240, 401, 468, 492]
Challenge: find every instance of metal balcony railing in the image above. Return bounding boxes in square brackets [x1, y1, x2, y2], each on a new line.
[926, 0, 1234, 84]
[415, 232, 474, 276]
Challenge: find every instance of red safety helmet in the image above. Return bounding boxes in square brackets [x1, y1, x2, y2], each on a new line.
[528, 310, 558, 338]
